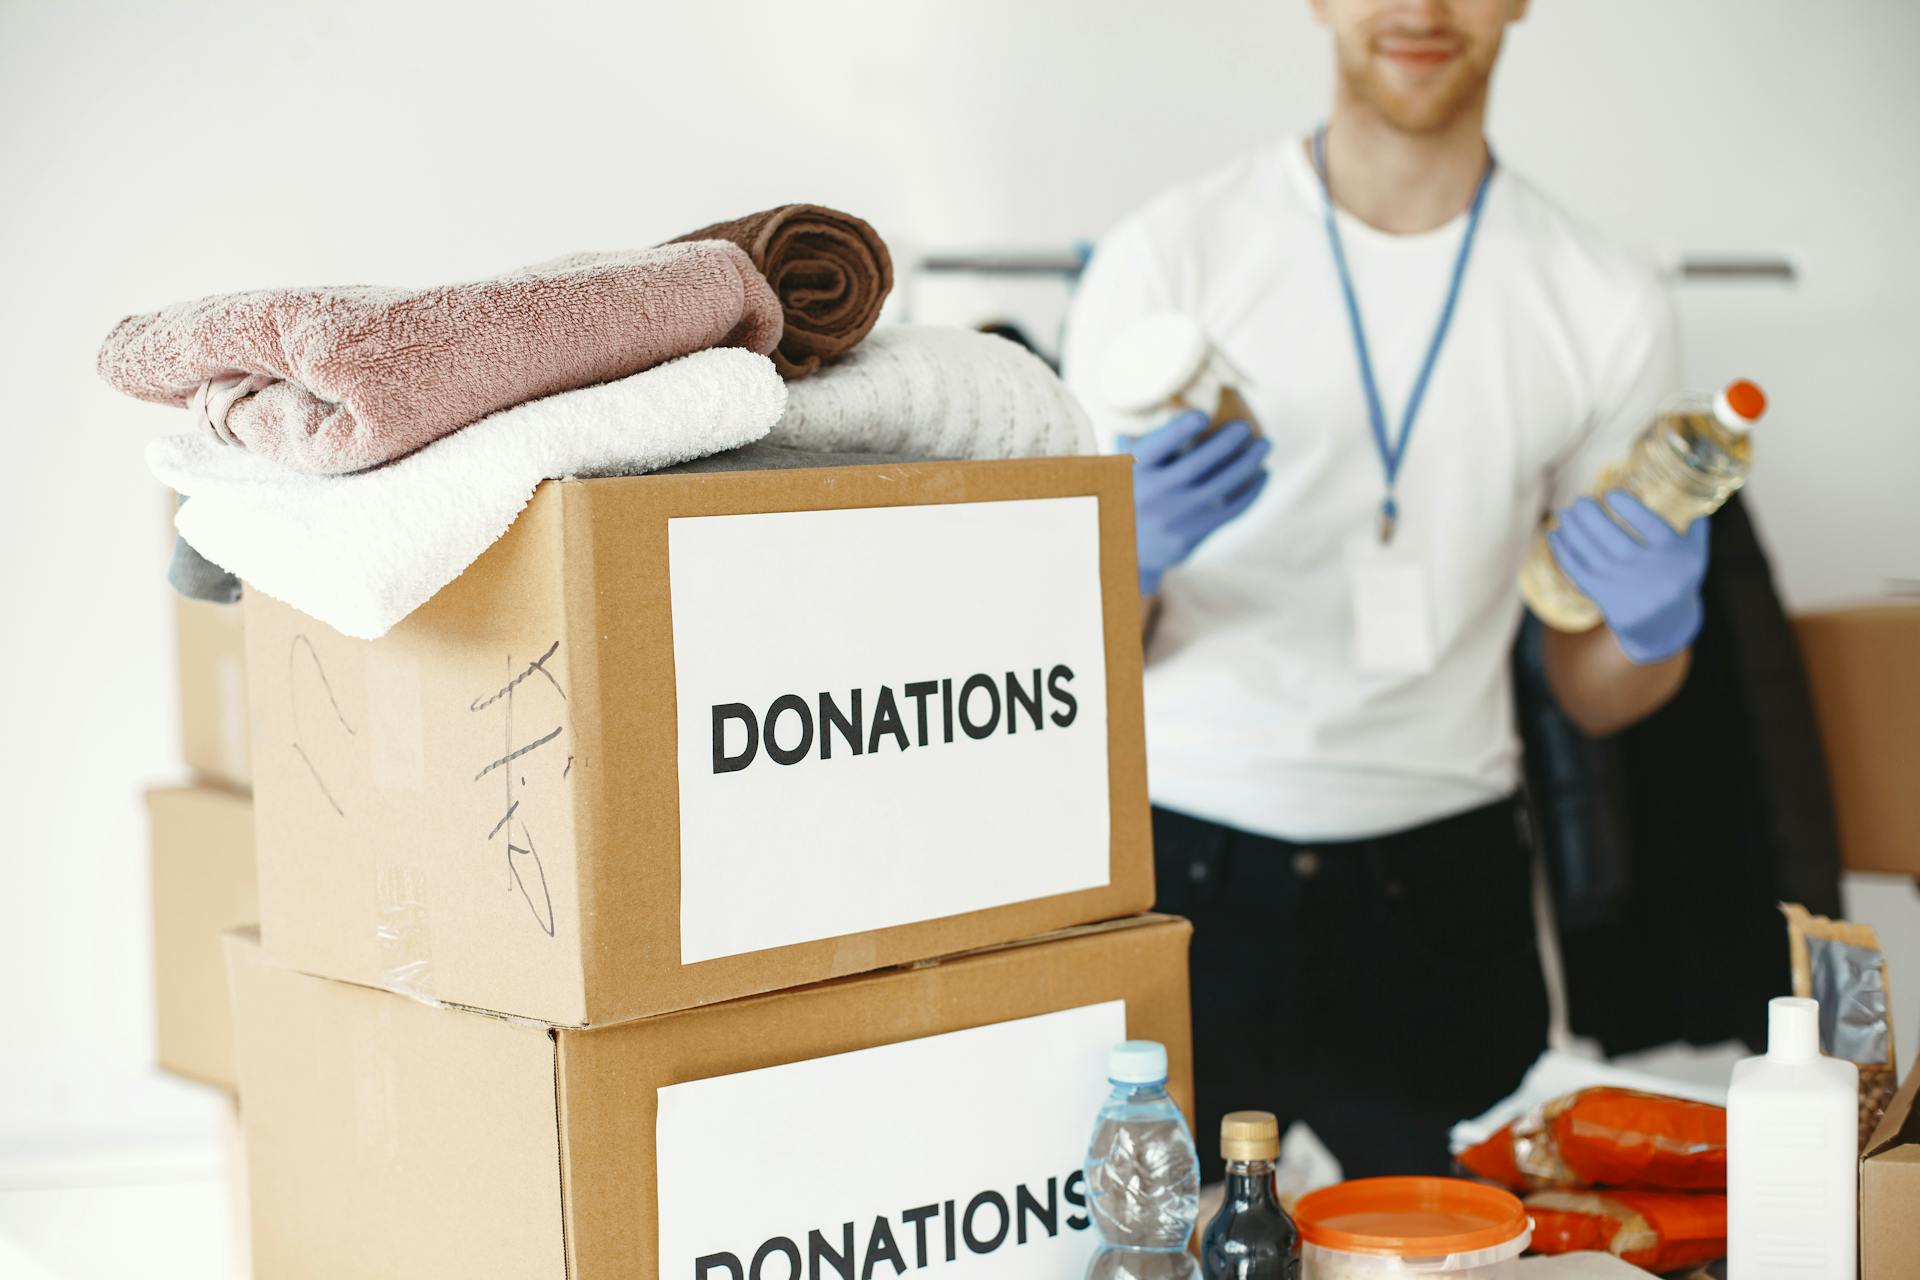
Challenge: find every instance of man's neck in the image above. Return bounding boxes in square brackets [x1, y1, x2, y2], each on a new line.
[1315, 92, 1490, 235]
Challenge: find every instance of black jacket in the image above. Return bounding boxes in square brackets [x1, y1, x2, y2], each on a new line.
[1515, 493, 1844, 1054]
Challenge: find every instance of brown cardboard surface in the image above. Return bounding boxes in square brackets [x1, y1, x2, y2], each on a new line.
[148, 785, 257, 1090]
[227, 928, 564, 1280]
[248, 480, 586, 1022]
[223, 1093, 252, 1278]
[1862, 1064, 1920, 1279]
[228, 914, 1192, 1280]
[1793, 605, 1920, 876]
[176, 595, 252, 790]
[244, 459, 1151, 1026]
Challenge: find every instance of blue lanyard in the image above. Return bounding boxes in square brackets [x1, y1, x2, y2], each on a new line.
[1313, 124, 1495, 543]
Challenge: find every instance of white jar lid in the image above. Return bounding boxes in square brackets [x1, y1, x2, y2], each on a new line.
[1096, 313, 1210, 413]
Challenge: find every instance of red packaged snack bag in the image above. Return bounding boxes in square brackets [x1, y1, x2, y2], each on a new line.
[1458, 1087, 1726, 1191]
[1457, 1122, 1528, 1188]
[1524, 1189, 1727, 1272]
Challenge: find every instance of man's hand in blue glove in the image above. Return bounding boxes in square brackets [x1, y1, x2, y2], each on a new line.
[1548, 490, 1709, 665]
[1126, 410, 1271, 596]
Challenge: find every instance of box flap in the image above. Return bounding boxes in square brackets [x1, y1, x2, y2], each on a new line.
[1865, 1061, 1920, 1160]
[904, 911, 1184, 967]
[569, 913, 1186, 1033]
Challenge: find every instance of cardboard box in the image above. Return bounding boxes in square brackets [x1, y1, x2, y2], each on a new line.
[1862, 1065, 1920, 1278]
[1794, 604, 1920, 877]
[228, 913, 1192, 1280]
[148, 784, 258, 1090]
[243, 459, 1152, 1025]
[177, 595, 252, 790]
[223, 1094, 253, 1279]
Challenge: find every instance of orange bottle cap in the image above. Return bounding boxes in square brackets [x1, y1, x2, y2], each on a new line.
[1294, 1177, 1529, 1256]
[1723, 379, 1767, 422]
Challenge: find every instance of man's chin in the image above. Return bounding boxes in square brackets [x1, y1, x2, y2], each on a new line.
[1360, 79, 1483, 134]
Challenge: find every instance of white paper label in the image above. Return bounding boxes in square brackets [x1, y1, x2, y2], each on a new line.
[656, 1000, 1125, 1280]
[1347, 539, 1437, 675]
[669, 498, 1112, 964]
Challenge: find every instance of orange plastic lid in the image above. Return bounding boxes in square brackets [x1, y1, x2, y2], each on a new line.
[1724, 379, 1767, 421]
[1294, 1177, 1529, 1256]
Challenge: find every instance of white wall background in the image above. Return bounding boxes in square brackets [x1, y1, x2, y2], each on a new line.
[0, 3, 1915, 1270]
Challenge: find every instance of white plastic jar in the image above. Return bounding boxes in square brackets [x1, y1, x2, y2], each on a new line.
[1095, 312, 1260, 438]
[1293, 1177, 1532, 1280]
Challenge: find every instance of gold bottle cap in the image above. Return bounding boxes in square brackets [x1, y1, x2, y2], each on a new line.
[1220, 1110, 1280, 1162]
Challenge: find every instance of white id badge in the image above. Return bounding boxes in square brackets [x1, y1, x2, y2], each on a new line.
[1347, 538, 1437, 675]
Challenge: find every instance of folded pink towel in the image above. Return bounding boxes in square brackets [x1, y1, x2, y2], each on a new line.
[98, 242, 783, 475]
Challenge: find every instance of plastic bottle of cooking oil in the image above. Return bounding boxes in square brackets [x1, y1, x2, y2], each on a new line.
[1520, 378, 1766, 630]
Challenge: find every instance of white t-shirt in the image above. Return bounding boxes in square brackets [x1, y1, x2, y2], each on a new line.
[1061, 138, 1678, 841]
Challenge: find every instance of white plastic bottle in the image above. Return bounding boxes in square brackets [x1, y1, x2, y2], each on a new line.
[1728, 996, 1858, 1279]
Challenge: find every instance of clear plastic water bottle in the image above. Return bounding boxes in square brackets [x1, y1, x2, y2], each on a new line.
[1084, 1040, 1201, 1280]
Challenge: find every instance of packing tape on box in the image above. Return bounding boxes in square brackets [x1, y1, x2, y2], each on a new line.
[375, 863, 439, 1006]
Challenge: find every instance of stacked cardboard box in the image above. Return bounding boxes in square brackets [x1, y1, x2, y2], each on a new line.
[151, 593, 258, 1090]
[175, 594, 252, 790]
[148, 782, 255, 1090]
[1863, 1066, 1920, 1278]
[1793, 603, 1920, 877]
[149, 563, 260, 1277]
[1796, 605, 1920, 1276]
[224, 458, 1194, 1278]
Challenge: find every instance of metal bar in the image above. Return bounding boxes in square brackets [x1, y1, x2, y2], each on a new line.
[1677, 257, 1798, 282]
[915, 251, 1799, 284]
[915, 251, 1087, 277]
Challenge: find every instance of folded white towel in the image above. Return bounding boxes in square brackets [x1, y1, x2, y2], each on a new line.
[149, 348, 786, 639]
[772, 325, 1094, 459]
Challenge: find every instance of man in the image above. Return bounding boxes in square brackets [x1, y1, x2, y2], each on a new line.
[1062, 0, 1709, 1179]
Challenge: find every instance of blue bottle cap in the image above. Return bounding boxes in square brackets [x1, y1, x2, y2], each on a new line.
[1109, 1040, 1168, 1085]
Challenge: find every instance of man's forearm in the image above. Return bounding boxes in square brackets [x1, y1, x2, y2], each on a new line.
[1542, 622, 1690, 738]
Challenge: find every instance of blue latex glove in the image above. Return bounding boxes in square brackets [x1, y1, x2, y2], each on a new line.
[1125, 411, 1271, 596]
[1547, 490, 1709, 664]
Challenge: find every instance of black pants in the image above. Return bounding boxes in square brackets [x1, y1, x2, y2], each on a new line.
[1153, 798, 1550, 1183]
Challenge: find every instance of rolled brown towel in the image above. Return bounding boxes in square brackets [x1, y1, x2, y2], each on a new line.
[671, 204, 892, 379]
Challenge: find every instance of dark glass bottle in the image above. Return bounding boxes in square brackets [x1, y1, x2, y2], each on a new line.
[1200, 1112, 1299, 1280]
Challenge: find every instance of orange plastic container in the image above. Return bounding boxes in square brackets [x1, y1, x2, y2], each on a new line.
[1294, 1178, 1532, 1278]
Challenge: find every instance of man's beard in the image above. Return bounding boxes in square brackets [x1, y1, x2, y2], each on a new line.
[1336, 38, 1499, 134]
